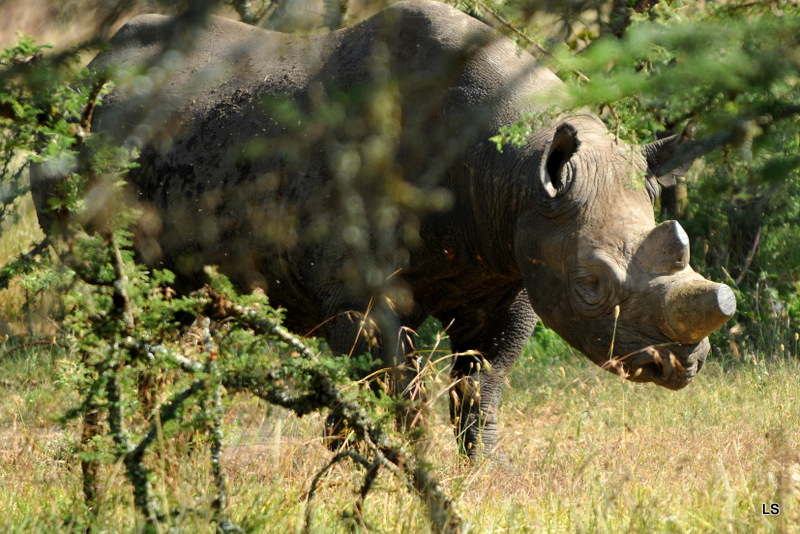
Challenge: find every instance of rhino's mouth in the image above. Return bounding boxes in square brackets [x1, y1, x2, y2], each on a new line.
[606, 338, 709, 390]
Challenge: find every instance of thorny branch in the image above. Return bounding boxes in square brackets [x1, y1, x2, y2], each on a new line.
[107, 285, 467, 532]
[72, 236, 244, 530]
[206, 288, 470, 534]
[473, 1, 549, 56]
[0, 238, 50, 289]
[106, 364, 162, 526]
[201, 317, 242, 533]
[7, 13, 468, 531]
[104, 233, 160, 526]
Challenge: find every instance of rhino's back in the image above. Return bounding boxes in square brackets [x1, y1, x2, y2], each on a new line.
[91, 0, 561, 149]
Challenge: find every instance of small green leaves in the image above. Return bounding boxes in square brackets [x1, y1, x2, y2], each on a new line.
[490, 114, 534, 152]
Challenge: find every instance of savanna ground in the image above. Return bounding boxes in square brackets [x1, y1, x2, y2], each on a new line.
[2, 291, 799, 532]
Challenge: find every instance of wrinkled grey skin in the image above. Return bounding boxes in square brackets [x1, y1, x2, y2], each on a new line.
[31, 0, 735, 457]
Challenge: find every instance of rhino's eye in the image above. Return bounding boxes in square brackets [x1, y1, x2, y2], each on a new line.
[571, 261, 624, 317]
[575, 274, 604, 306]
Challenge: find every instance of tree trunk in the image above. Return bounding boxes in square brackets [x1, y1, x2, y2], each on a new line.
[726, 197, 767, 284]
[660, 178, 688, 220]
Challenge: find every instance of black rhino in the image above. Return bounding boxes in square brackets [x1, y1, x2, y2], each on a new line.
[32, 0, 735, 457]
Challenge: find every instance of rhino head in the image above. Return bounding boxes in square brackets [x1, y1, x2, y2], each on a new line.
[515, 116, 734, 389]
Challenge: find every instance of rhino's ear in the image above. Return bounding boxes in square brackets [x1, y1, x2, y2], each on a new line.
[643, 121, 698, 192]
[539, 123, 580, 199]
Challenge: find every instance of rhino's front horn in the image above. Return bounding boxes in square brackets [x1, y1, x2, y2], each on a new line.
[636, 220, 690, 275]
[664, 279, 736, 344]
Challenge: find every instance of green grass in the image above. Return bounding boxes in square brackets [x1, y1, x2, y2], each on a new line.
[1, 332, 798, 533]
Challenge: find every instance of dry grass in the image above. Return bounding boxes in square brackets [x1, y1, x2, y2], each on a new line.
[1, 341, 798, 533]
[479, 359, 800, 533]
[0, 194, 49, 336]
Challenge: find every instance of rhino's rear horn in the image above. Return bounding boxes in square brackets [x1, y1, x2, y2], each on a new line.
[635, 220, 690, 275]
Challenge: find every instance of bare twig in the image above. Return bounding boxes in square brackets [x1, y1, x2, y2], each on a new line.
[735, 226, 762, 286]
[353, 460, 382, 529]
[303, 450, 373, 532]
[78, 76, 109, 141]
[474, 1, 549, 56]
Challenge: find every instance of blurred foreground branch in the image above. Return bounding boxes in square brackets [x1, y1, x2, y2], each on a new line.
[653, 104, 800, 180]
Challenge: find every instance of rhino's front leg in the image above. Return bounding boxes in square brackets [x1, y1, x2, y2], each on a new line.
[445, 289, 537, 458]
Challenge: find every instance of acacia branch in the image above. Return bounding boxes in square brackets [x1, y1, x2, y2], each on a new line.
[735, 226, 762, 286]
[200, 318, 242, 532]
[654, 104, 800, 179]
[208, 290, 470, 534]
[108, 234, 135, 332]
[0, 237, 51, 290]
[473, 1, 549, 56]
[78, 76, 109, 141]
[107, 365, 161, 527]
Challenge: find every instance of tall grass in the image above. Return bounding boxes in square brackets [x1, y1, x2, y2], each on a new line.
[1, 332, 798, 533]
